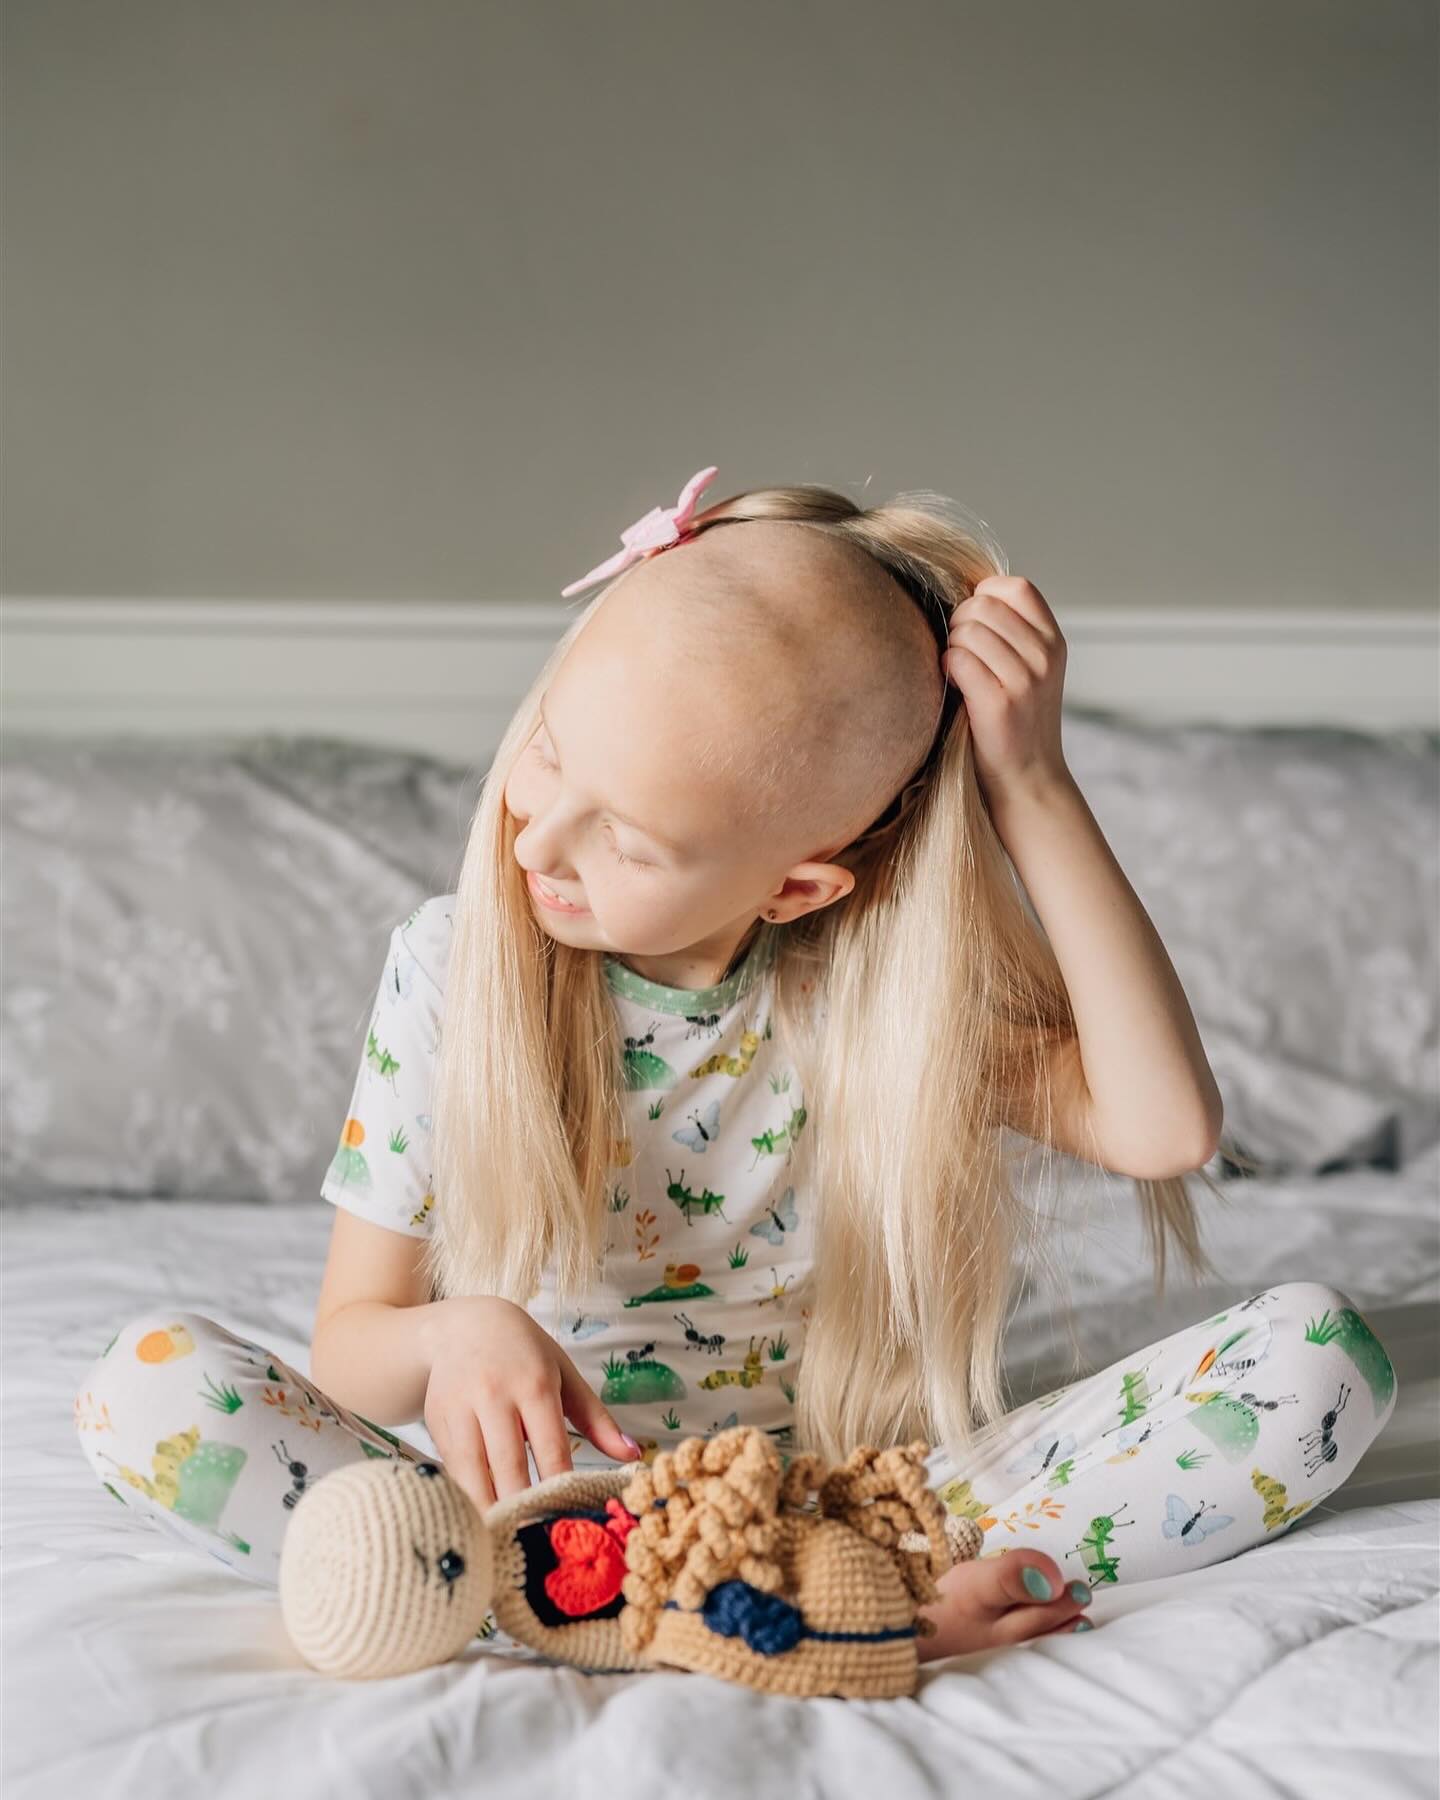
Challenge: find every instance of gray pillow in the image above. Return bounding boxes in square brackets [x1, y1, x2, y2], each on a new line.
[3, 712, 1433, 1201]
[1061, 708, 1439, 1171]
[0, 732, 481, 1203]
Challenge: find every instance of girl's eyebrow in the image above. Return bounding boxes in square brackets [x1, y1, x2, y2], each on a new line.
[538, 696, 687, 857]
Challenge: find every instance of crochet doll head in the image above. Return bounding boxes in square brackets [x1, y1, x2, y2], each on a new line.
[280, 1426, 982, 1697]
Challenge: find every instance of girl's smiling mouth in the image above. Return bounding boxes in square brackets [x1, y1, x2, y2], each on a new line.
[526, 868, 591, 916]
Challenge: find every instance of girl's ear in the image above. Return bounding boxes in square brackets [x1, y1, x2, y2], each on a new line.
[764, 861, 856, 924]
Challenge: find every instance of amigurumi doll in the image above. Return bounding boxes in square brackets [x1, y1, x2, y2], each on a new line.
[279, 1424, 984, 1698]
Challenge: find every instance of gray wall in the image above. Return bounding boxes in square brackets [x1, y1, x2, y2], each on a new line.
[3, 0, 1435, 609]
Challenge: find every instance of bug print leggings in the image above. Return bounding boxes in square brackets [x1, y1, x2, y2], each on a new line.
[71, 1280, 1397, 1617]
[921, 1280, 1399, 1587]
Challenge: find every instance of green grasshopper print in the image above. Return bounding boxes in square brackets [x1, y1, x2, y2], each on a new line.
[1117, 1368, 1154, 1427]
[749, 1104, 808, 1169]
[364, 1028, 401, 1088]
[1066, 1502, 1136, 1587]
[664, 1167, 730, 1225]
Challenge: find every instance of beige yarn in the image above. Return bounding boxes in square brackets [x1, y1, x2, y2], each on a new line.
[615, 1427, 980, 1698]
[279, 1457, 495, 1679]
[280, 1428, 981, 1696]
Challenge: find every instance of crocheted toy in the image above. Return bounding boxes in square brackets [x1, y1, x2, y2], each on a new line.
[279, 1424, 983, 1698]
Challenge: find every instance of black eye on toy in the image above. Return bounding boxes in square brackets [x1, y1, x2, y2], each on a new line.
[438, 1548, 466, 1585]
[415, 1462, 441, 1478]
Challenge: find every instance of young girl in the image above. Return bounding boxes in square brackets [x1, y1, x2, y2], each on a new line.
[74, 466, 1398, 1664]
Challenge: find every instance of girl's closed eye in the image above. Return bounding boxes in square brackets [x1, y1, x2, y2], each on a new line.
[528, 733, 653, 869]
[609, 836, 650, 871]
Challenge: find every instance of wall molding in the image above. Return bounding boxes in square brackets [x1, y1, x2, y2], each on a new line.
[2, 597, 1434, 762]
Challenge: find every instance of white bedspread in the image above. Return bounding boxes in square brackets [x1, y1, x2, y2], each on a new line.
[6, 1153, 1437, 1800]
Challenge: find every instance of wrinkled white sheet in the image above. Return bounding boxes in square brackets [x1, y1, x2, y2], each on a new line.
[5, 1151, 1437, 1800]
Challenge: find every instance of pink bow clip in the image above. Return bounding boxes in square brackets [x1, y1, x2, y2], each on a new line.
[560, 465, 719, 599]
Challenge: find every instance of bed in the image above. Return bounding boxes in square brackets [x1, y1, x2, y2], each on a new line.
[2, 599, 1437, 1800]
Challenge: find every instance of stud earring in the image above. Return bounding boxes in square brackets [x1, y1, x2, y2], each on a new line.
[766, 910, 779, 921]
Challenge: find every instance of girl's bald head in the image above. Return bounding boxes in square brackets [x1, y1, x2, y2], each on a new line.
[588, 518, 947, 858]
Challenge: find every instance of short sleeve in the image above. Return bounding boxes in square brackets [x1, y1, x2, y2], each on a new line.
[320, 899, 452, 1239]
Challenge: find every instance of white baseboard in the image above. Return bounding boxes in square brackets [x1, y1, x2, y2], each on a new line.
[1, 598, 1434, 763]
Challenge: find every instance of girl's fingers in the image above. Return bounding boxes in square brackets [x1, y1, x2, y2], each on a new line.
[555, 1351, 643, 1463]
[520, 1394, 576, 1482]
[435, 1408, 497, 1514]
[473, 1402, 532, 1500]
[987, 1554, 1094, 1644]
[956, 595, 1055, 676]
[990, 1552, 1068, 1609]
[949, 618, 1036, 691]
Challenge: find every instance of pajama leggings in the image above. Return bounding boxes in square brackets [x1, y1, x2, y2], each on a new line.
[71, 1279, 1398, 1640]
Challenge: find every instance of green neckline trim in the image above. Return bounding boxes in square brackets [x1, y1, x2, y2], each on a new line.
[602, 925, 778, 1017]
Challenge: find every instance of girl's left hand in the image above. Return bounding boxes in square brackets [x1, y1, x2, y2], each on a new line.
[942, 575, 1071, 803]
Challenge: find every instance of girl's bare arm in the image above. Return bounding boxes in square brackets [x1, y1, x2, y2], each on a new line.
[309, 1208, 446, 1425]
[988, 767, 1224, 1180]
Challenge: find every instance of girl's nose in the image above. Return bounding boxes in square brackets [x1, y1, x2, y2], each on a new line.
[513, 810, 576, 882]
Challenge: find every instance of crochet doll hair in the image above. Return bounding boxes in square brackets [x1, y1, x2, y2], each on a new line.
[280, 1425, 983, 1698]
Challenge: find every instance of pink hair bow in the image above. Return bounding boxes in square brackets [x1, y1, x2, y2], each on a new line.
[560, 465, 720, 599]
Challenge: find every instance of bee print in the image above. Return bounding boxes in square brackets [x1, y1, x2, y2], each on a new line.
[755, 1267, 793, 1307]
[1191, 1319, 1274, 1385]
[274, 1439, 311, 1510]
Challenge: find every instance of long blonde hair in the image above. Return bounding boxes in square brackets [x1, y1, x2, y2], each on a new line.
[424, 480, 1239, 1466]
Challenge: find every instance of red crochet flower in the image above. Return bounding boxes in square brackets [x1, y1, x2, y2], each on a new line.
[543, 1513, 630, 1617]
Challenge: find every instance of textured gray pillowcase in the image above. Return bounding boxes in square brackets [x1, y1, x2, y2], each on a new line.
[1061, 708, 1439, 1172]
[0, 732, 482, 1203]
[2, 714, 1434, 1200]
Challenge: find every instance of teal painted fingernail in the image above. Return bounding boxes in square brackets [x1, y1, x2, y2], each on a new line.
[1068, 1581, 1092, 1606]
[1022, 1566, 1054, 1601]
[1074, 1617, 1095, 1632]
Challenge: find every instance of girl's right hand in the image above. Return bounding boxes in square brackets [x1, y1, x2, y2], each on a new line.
[421, 1294, 642, 1512]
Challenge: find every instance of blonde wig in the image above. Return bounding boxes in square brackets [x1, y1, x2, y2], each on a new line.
[424, 480, 1243, 1467]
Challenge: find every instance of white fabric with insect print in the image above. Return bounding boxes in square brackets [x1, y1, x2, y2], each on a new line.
[321, 895, 814, 1469]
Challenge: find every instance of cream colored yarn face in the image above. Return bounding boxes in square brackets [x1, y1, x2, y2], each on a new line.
[279, 1458, 495, 1680]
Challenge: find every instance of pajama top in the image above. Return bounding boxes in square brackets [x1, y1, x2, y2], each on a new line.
[321, 895, 812, 1466]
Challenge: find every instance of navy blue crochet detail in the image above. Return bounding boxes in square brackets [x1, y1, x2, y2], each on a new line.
[663, 1580, 917, 1654]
